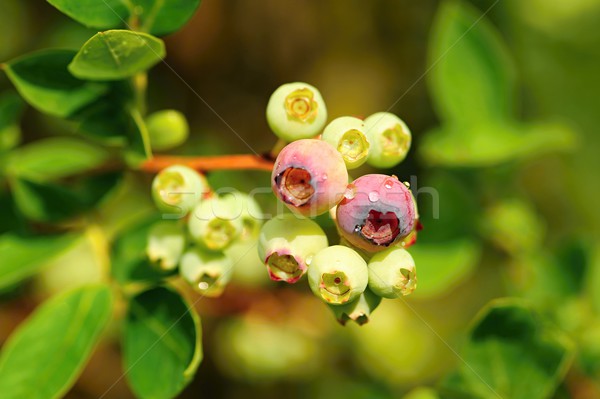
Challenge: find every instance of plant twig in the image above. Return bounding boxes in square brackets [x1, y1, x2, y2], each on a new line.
[139, 154, 275, 173]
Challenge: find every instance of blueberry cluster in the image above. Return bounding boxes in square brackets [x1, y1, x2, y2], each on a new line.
[261, 82, 419, 325]
[149, 165, 264, 297]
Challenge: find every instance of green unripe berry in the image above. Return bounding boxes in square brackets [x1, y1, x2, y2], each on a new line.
[236, 192, 264, 241]
[146, 221, 186, 271]
[364, 112, 411, 168]
[266, 82, 328, 142]
[367, 247, 417, 298]
[188, 195, 243, 251]
[258, 214, 328, 283]
[308, 245, 368, 305]
[179, 247, 233, 297]
[151, 165, 210, 218]
[328, 288, 381, 326]
[146, 110, 189, 151]
[322, 116, 370, 169]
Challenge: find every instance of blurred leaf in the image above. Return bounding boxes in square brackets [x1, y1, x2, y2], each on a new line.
[47, 0, 130, 30]
[428, 0, 515, 126]
[403, 387, 440, 399]
[5, 137, 121, 222]
[132, 0, 201, 36]
[0, 285, 113, 399]
[124, 286, 202, 399]
[6, 137, 111, 181]
[3, 50, 109, 118]
[0, 192, 22, 234]
[443, 299, 575, 399]
[11, 173, 121, 222]
[481, 199, 545, 255]
[409, 239, 481, 299]
[0, 91, 25, 152]
[0, 233, 77, 289]
[417, 171, 479, 243]
[420, 122, 577, 168]
[69, 30, 165, 81]
[77, 101, 130, 145]
[111, 217, 175, 285]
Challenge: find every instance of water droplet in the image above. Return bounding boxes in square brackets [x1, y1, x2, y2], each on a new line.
[198, 282, 209, 290]
[368, 191, 379, 202]
[344, 184, 356, 200]
[322, 174, 328, 180]
[306, 255, 313, 265]
[403, 181, 410, 188]
[384, 181, 393, 189]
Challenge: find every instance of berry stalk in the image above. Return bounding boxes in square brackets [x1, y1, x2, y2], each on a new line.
[140, 154, 275, 173]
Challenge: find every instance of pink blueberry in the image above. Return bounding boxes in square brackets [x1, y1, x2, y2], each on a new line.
[336, 174, 417, 252]
[271, 139, 348, 216]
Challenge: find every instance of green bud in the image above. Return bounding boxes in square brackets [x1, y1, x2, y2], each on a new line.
[308, 245, 368, 305]
[368, 247, 417, 298]
[146, 110, 189, 151]
[328, 288, 382, 326]
[322, 116, 370, 169]
[179, 247, 233, 297]
[188, 195, 243, 251]
[258, 214, 328, 283]
[146, 221, 186, 271]
[151, 165, 210, 217]
[364, 112, 411, 168]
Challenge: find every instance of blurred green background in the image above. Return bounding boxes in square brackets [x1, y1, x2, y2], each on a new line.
[1, 0, 600, 398]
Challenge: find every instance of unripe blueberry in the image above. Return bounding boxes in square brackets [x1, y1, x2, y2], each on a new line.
[258, 214, 328, 283]
[322, 117, 370, 169]
[307, 245, 369, 305]
[146, 221, 186, 271]
[272, 139, 348, 216]
[188, 195, 243, 251]
[266, 82, 327, 142]
[152, 165, 209, 217]
[236, 192, 264, 241]
[179, 247, 233, 297]
[146, 110, 189, 151]
[367, 247, 417, 298]
[364, 112, 411, 168]
[336, 174, 417, 252]
[328, 288, 382, 326]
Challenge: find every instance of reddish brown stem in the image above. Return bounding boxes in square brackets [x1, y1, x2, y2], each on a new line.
[139, 154, 274, 173]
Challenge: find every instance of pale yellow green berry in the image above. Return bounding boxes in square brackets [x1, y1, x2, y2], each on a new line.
[322, 116, 370, 169]
[367, 247, 417, 298]
[180, 247, 233, 297]
[364, 112, 411, 168]
[146, 110, 189, 151]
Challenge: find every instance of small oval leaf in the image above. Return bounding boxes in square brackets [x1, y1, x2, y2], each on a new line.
[124, 286, 202, 399]
[69, 30, 165, 81]
[47, 0, 130, 30]
[132, 0, 201, 36]
[4, 49, 109, 118]
[0, 285, 114, 399]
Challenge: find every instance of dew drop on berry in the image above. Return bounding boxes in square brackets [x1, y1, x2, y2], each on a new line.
[368, 191, 379, 202]
[322, 174, 328, 180]
[344, 184, 356, 200]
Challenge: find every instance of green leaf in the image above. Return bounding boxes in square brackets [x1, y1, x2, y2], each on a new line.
[112, 217, 175, 285]
[6, 137, 111, 181]
[443, 299, 575, 399]
[11, 172, 121, 223]
[409, 239, 481, 299]
[124, 286, 202, 399]
[0, 285, 113, 399]
[132, 0, 201, 36]
[0, 233, 77, 289]
[420, 122, 577, 167]
[69, 30, 165, 81]
[3, 50, 109, 118]
[47, 0, 130, 30]
[428, 0, 515, 126]
[0, 91, 25, 152]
